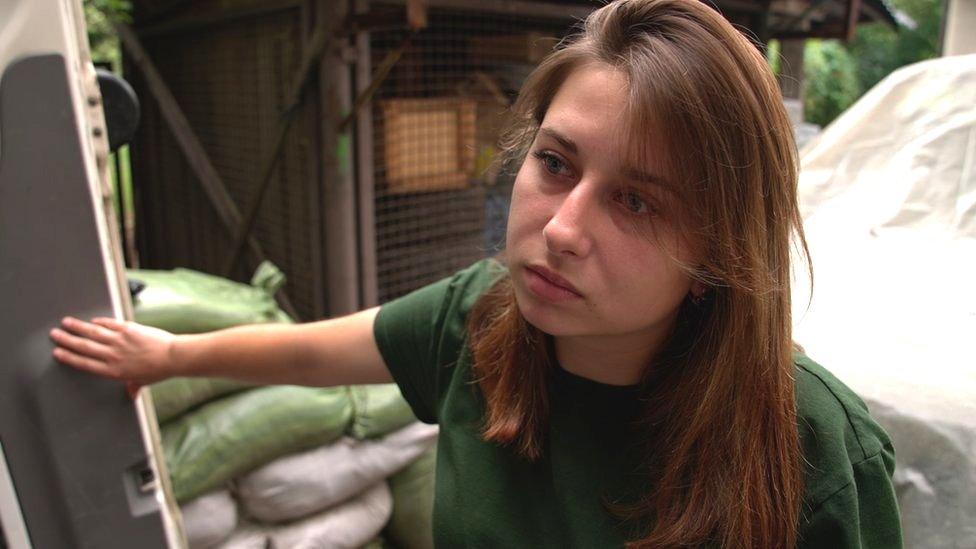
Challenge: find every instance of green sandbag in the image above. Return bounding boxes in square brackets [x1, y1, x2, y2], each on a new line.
[129, 261, 291, 334]
[348, 384, 418, 439]
[150, 377, 257, 423]
[161, 385, 352, 503]
[384, 444, 436, 549]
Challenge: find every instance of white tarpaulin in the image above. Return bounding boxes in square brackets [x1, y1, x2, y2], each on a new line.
[794, 54, 976, 547]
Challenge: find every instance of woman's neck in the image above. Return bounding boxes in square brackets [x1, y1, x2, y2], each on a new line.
[553, 330, 667, 386]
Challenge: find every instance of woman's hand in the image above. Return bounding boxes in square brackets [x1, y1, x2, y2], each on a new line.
[50, 317, 178, 387]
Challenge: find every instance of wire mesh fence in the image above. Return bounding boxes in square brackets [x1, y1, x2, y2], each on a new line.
[130, 4, 324, 320]
[368, 4, 580, 303]
[129, 0, 590, 316]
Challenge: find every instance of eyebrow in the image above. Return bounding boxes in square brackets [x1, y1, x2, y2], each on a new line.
[538, 126, 671, 188]
[539, 127, 578, 154]
[623, 167, 670, 188]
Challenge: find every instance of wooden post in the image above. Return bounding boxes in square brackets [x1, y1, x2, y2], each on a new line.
[354, 0, 378, 308]
[777, 39, 806, 102]
[320, 0, 360, 316]
[844, 0, 863, 41]
[753, 0, 774, 48]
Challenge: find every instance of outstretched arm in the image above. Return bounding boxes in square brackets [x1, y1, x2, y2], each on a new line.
[50, 307, 392, 388]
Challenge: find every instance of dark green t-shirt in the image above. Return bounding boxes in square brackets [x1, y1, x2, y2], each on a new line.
[373, 258, 902, 548]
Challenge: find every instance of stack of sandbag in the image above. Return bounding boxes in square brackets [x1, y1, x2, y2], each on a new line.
[236, 419, 434, 523]
[129, 264, 438, 549]
[161, 384, 354, 503]
[218, 424, 437, 548]
[171, 383, 437, 549]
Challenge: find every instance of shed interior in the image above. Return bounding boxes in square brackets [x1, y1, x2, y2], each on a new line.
[123, 0, 894, 320]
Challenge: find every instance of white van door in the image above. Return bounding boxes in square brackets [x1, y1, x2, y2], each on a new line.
[0, 1, 181, 547]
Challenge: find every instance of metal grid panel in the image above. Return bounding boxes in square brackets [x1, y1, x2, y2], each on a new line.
[130, 6, 323, 320]
[370, 5, 577, 303]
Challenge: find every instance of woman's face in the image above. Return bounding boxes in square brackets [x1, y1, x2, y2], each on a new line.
[506, 63, 697, 342]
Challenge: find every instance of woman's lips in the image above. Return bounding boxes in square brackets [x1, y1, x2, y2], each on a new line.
[525, 266, 583, 302]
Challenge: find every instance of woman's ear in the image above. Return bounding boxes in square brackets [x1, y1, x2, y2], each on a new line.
[689, 280, 708, 306]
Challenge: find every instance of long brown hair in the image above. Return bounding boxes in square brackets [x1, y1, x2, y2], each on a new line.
[467, 0, 810, 547]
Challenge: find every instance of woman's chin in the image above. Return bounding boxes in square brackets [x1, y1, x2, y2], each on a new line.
[514, 290, 580, 337]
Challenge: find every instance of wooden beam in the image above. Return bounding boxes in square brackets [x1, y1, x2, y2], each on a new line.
[114, 22, 301, 319]
[136, 0, 301, 38]
[714, 0, 765, 13]
[381, 0, 593, 20]
[338, 30, 415, 133]
[136, 0, 194, 25]
[346, 9, 414, 34]
[773, 20, 847, 39]
[844, 0, 862, 41]
[772, 0, 831, 33]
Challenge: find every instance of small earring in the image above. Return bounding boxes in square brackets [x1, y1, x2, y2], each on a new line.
[690, 283, 707, 306]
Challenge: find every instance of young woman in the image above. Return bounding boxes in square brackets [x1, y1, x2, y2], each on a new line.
[51, 0, 902, 547]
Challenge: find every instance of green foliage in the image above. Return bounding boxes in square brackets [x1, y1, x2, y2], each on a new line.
[803, 40, 862, 127]
[83, 0, 130, 69]
[772, 0, 943, 127]
[846, 0, 943, 91]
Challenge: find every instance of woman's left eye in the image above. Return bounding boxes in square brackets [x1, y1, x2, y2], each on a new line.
[616, 191, 650, 215]
[532, 151, 572, 177]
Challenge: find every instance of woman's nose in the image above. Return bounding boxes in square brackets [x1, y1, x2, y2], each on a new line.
[543, 186, 596, 258]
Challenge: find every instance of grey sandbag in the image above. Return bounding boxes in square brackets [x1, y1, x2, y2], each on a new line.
[267, 482, 393, 549]
[213, 522, 268, 549]
[181, 489, 237, 549]
[348, 383, 418, 439]
[384, 444, 437, 549]
[161, 385, 352, 502]
[151, 377, 256, 424]
[237, 423, 438, 523]
[129, 261, 291, 334]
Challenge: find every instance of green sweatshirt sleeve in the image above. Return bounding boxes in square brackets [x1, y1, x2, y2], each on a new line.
[373, 274, 455, 424]
[372, 258, 506, 424]
[798, 447, 903, 548]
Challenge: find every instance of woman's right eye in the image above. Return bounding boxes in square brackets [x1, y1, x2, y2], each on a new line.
[532, 150, 573, 178]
